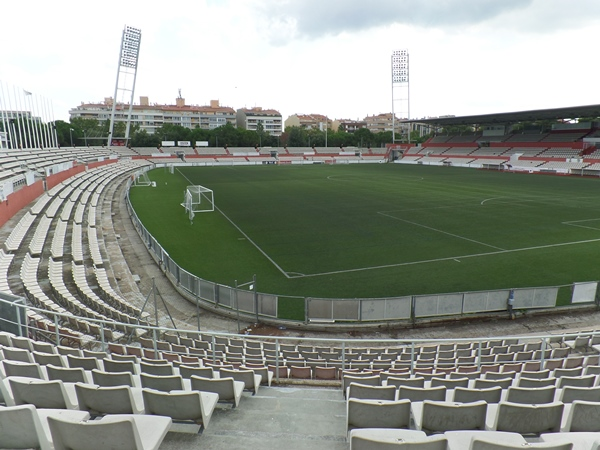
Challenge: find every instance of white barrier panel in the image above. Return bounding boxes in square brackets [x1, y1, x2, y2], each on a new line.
[572, 282, 597, 303]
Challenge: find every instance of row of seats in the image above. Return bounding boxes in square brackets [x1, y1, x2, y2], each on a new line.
[0, 404, 172, 450]
[347, 397, 600, 436]
[349, 428, 599, 449]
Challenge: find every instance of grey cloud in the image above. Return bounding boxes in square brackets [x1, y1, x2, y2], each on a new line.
[258, 0, 531, 42]
[257, 0, 600, 44]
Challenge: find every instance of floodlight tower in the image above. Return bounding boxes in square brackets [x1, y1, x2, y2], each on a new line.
[391, 49, 410, 143]
[108, 25, 142, 146]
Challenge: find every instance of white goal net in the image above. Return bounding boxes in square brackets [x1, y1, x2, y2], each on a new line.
[181, 185, 214, 222]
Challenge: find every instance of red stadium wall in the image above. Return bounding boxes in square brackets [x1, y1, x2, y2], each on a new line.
[0, 180, 44, 228]
[1, 159, 118, 228]
[45, 165, 85, 190]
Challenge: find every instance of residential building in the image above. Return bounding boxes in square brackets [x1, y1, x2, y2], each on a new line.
[363, 113, 401, 134]
[236, 107, 283, 136]
[332, 119, 367, 133]
[285, 114, 331, 130]
[69, 97, 236, 134]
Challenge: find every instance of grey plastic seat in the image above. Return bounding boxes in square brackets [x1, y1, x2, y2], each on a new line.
[491, 401, 564, 435]
[220, 368, 262, 395]
[46, 364, 89, 384]
[347, 383, 397, 401]
[139, 361, 174, 376]
[67, 354, 100, 371]
[103, 358, 137, 374]
[74, 383, 145, 416]
[397, 386, 446, 403]
[142, 388, 219, 432]
[563, 400, 600, 432]
[2, 360, 45, 379]
[0, 404, 90, 450]
[453, 386, 502, 404]
[91, 369, 136, 388]
[560, 386, 600, 403]
[2, 346, 33, 363]
[9, 377, 79, 409]
[48, 413, 171, 450]
[190, 376, 244, 408]
[430, 376, 469, 389]
[178, 365, 214, 379]
[346, 398, 411, 433]
[471, 437, 573, 449]
[557, 375, 596, 389]
[385, 376, 426, 389]
[418, 400, 487, 434]
[506, 385, 556, 404]
[350, 429, 447, 449]
[140, 373, 184, 392]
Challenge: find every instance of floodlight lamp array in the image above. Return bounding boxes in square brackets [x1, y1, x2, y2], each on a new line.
[392, 49, 409, 83]
[120, 26, 141, 68]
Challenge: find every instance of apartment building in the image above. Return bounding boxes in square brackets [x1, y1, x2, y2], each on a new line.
[69, 97, 236, 134]
[236, 107, 283, 136]
[285, 113, 332, 130]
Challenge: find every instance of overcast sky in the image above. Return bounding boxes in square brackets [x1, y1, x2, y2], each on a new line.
[2, 0, 599, 124]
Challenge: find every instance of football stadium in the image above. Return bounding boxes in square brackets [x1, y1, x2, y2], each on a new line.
[3, 5, 600, 450]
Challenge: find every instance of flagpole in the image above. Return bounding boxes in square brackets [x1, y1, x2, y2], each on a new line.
[50, 99, 58, 148]
[40, 95, 51, 149]
[19, 88, 34, 149]
[0, 81, 10, 149]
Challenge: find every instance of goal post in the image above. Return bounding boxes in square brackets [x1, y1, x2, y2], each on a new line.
[181, 185, 214, 219]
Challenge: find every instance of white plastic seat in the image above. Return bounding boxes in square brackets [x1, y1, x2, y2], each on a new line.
[9, 376, 79, 409]
[0, 404, 90, 450]
[74, 383, 145, 416]
[350, 429, 447, 449]
[417, 400, 487, 434]
[48, 413, 171, 450]
[142, 388, 219, 432]
[190, 376, 244, 408]
[491, 401, 564, 435]
[347, 399, 411, 434]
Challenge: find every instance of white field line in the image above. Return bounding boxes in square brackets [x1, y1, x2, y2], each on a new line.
[377, 211, 506, 251]
[176, 168, 292, 278]
[175, 168, 600, 280]
[292, 237, 600, 279]
[562, 218, 600, 231]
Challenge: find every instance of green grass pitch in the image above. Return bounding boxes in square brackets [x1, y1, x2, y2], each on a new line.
[129, 164, 600, 318]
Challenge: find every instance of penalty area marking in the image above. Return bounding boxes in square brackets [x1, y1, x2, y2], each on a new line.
[293, 236, 600, 279]
[562, 218, 600, 232]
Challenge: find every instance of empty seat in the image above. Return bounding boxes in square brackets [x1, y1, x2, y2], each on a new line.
[142, 388, 219, 432]
[453, 387, 502, 404]
[505, 386, 556, 404]
[9, 377, 79, 409]
[190, 376, 244, 408]
[491, 401, 564, 435]
[48, 413, 171, 450]
[418, 400, 487, 434]
[0, 404, 90, 450]
[346, 398, 411, 433]
[347, 383, 397, 401]
[398, 386, 446, 403]
[220, 368, 262, 395]
[563, 400, 600, 432]
[140, 373, 184, 392]
[74, 383, 145, 415]
[46, 364, 89, 384]
[560, 386, 600, 403]
[91, 369, 136, 388]
[350, 429, 447, 449]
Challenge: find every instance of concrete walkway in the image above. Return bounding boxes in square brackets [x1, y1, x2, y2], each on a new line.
[159, 386, 347, 450]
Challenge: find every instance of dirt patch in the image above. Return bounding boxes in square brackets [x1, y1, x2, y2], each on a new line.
[242, 323, 287, 337]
